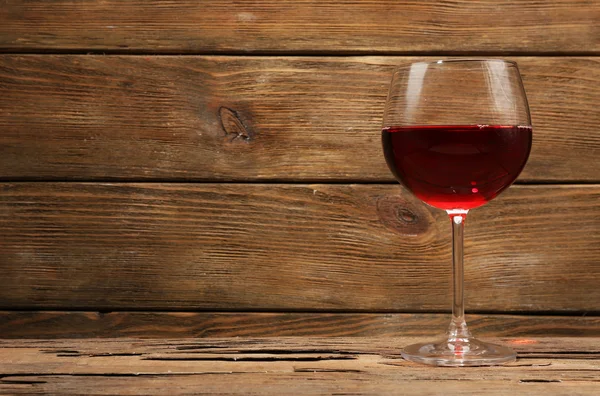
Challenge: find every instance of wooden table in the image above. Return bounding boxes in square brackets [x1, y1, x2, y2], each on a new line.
[1, 337, 598, 395]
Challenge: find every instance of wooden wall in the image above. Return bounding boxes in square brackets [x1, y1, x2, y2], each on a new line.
[0, 1, 598, 338]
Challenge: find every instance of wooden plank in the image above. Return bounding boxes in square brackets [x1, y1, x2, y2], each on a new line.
[2, 377, 598, 396]
[0, 337, 599, 395]
[0, 312, 598, 339]
[0, 183, 598, 312]
[1, 56, 598, 182]
[1, 1, 598, 53]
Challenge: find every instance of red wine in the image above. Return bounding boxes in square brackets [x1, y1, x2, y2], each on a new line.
[382, 125, 532, 210]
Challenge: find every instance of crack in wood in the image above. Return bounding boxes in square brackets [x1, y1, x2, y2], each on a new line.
[523, 351, 600, 355]
[294, 368, 364, 373]
[41, 349, 145, 358]
[41, 349, 79, 354]
[172, 348, 359, 355]
[0, 378, 48, 385]
[519, 352, 600, 360]
[331, 393, 367, 396]
[0, 373, 241, 379]
[519, 379, 562, 383]
[143, 355, 357, 362]
[55, 352, 145, 358]
[174, 345, 229, 350]
[507, 362, 553, 367]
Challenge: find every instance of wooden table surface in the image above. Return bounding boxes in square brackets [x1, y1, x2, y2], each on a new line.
[1, 337, 598, 395]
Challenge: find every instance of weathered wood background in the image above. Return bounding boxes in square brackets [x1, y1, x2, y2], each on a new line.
[1, 1, 598, 54]
[1, 337, 599, 394]
[0, 0, 599, 338]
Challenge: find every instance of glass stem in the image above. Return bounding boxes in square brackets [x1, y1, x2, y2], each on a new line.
[446, 210, 472, 341]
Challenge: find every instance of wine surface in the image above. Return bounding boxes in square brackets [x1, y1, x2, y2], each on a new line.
[382, 125, 532, 210]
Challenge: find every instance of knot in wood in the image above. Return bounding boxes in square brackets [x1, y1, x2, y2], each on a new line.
[219, 107, 253, 143]
[396, 208, 418, 224]
[376, 195, 430, 236]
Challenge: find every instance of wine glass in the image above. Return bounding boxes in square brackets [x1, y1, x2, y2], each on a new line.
[382, 59, 532, 366]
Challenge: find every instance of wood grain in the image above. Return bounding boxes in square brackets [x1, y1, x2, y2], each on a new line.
[0, 337, 599, 395]
[1, 1, 598, 53]
[0, 56, 598, 182]
[0, 311, 598, 339]
[2, 376, 598, 396]
[0, 183, 598, 312]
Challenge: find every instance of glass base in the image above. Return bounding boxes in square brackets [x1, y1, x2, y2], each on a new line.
[401, 337, 516, 367]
